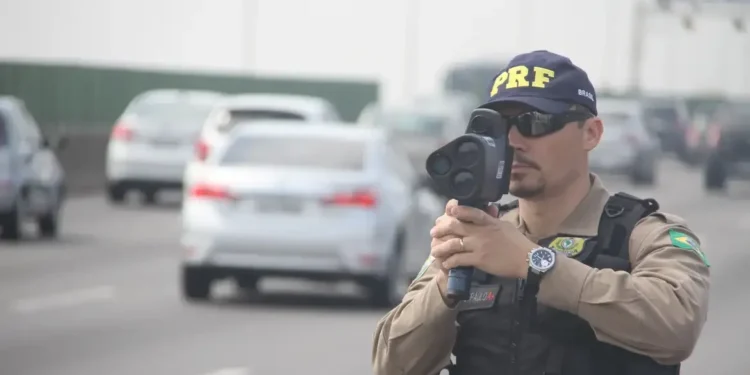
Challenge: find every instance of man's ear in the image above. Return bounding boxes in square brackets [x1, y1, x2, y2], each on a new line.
[582, 117, 603, 151]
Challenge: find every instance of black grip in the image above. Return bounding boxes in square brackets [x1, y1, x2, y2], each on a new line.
[446, 200, 491, 300]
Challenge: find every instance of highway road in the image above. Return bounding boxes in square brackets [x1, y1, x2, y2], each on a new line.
[0, 158, 748, 375]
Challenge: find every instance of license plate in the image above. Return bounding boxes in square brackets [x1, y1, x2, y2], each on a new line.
[150, 137, 181, 146]
[255, 197, 303, 213]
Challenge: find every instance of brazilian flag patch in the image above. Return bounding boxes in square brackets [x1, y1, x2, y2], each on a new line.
[669, 229, 710, 267]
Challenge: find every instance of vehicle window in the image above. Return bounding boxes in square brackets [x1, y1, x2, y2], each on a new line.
[369, 110, 447, 137]
[231, 109, 305, 121]
[219, 135, 366, 171]
[643, 107, 678, 124]
[0, 112, 8, 147]
[215, 110, 307, 130]
[125, 97, 215, 133]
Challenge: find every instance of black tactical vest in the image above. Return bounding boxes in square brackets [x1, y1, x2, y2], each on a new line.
[447, 192, 680, 375]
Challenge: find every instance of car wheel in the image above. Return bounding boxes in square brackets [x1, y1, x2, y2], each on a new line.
[37, 209, 59, 238]
[368, 231, 408, 308]
[181, 266, 212, 301]
[704, 157, 726, 191]
[142, 189, 158, 205]
[0, 202, 21, 241]
[107, 183, 126, 204]
[235, 275, 260, 293]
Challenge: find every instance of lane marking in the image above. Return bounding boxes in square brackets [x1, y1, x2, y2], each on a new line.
[10, 285, 116, 314]
[202, 368, 250, 375]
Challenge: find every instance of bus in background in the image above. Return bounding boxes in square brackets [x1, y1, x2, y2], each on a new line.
[442, 60, 508, 102]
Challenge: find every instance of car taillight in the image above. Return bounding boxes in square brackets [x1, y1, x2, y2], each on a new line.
[685, 127, 699, 146]
[189, 183, 233, 200]
[322, 189, 377, 208]
[195, 139, 209, 161]
[111, 123, 133, 141]
[707, 124, 721, 148]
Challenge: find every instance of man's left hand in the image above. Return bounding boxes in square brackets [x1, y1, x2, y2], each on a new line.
[429, 202, 537, 279]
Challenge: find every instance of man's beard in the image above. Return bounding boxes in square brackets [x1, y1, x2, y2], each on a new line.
[509, 179, 545, 199]
[508, 153, 545, 198]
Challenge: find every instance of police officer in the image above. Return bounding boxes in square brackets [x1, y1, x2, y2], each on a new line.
[371, 50, 710, 375]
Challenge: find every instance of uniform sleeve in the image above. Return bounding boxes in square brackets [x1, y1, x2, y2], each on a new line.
[536, 212, 711, 365]
[372, 257, 458, 375]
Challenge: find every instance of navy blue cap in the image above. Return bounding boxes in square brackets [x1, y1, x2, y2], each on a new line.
[482, 50, 597, 115]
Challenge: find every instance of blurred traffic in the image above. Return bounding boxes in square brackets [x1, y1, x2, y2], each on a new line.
[2, 0, 750, 374]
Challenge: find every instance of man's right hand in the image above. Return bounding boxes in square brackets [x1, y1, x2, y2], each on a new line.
[430, 200, 499, 305]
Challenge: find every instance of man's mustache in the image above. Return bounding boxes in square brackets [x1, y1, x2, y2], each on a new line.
[512, 154, 540, 169]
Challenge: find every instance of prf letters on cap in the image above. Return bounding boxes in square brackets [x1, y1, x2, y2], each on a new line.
[489, 65, 555, 97]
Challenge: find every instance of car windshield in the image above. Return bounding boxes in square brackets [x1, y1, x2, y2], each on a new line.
[126, 96, 216, 133]
[219, 135, 366, 171]
[367, 109, 447, 136]
[643, 107, 678, 124]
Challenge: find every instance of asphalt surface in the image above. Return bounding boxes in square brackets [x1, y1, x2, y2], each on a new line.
[0, 158, 748, 375]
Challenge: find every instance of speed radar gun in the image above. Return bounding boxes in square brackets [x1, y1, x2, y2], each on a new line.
[424, 108, 514, 301]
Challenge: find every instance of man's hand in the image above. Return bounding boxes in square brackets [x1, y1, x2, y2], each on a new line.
[429, 199, 536, 279]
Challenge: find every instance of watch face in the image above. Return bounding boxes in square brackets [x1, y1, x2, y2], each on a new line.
[531, 249, 555, 271]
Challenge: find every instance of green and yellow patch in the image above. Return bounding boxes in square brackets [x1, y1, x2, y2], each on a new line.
[669, 229, 709, 267]
[548, 237, 587, 257]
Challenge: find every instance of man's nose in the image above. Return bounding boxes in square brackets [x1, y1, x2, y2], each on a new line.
[508, 126, 528, 151]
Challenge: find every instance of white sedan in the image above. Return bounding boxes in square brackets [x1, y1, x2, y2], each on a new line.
[180, 121, 434, 306]
[105, 89, 223, 204]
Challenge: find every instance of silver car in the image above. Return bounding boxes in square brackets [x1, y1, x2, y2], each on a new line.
[105, 89, 223, 204]
[180, 121, 424, 306]
[0, 96, 66, 240]
[590, 99, 661, 185]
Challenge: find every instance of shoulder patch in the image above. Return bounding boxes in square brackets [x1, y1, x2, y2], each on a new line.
[416, 256, 435, 279]
[669, 229, 710, 267]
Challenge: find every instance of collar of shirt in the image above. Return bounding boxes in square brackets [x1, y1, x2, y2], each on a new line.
[499, 173, 610, 241]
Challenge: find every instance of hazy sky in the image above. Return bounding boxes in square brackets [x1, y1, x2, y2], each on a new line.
[1, 0, 749, 103]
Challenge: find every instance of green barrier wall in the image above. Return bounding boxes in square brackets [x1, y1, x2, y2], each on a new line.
[0, 61, 379, 129]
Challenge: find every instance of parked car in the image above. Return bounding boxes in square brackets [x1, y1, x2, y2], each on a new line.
[590, 98, 661, 185]
[703, 102, 750, 191]
[105, 89, 223, 205]
[680, 96, 730, 166]
[681, 111, 717, 166]
[0, 96, 67, 240]
[641, 97, 691, 156]
[183, 94, 341, 193]
[180, 121, 426, 306]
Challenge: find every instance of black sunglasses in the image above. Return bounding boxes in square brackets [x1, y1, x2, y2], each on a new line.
[505, 110, 594, 138]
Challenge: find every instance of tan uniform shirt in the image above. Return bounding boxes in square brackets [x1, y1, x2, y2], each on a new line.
[372, 175, 711, 375]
